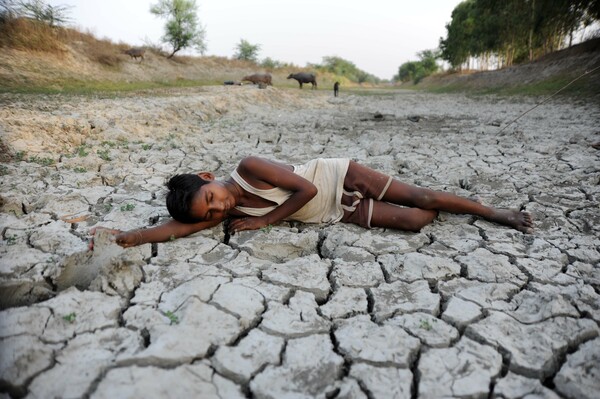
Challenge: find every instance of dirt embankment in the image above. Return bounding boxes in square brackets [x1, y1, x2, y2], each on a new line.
[0, 36, 340, 91]
[417, 38, 600, 95]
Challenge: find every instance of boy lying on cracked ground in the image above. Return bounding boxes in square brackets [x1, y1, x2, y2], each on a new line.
[89, 156, 533, 249]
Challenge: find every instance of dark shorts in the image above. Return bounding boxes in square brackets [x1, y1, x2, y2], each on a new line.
[340, 161, 393, 228]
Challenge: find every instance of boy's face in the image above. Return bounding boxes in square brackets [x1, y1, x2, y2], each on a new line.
[189, 181, 235, 222]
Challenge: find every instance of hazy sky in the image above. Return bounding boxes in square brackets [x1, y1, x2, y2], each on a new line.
[48, 0, 463, 79]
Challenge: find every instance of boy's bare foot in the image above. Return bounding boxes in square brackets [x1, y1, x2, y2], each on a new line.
[488, 209, 534, 234]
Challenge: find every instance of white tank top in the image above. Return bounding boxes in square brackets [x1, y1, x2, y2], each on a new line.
[231, 158, 350, 224]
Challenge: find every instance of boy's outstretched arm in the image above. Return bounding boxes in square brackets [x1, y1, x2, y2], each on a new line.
[90, 218, 222, 249]
[228, 156, 318, 233]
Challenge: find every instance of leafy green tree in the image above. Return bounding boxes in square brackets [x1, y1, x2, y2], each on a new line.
[260, 57, 284, 69]
[318, 56, 381, 84]
[395, 49, 439, 84]
[396, 61, 418, 82]
[440, 0, 600, 70]
[234, 39, 260, 62]
[150, 0, 206, 59]
[439, 0, 476, 69]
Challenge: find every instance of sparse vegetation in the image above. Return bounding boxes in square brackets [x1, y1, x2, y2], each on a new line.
[260, 224, 273, 233]
[165, 310, 179, 325]
[14, 151, 26, 161]
[101, 141, 117, 148]
[120, 203, 135, 212]
[76, 145, 89, 157]
[5, 234, 17, 245]
[165, 133, 179, 149]
[96, 149, 111, 161]
[62, 312, 76, 323]
[419, 318, 438, 331]
[28, 155, 55, 166]
[419, 319, 433, 331]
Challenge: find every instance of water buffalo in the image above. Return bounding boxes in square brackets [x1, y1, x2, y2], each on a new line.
[241, 73, 272, 86]
[333, 81, 340, 97]
[124, 48, 145, 62]
[287, 72, 317, 89]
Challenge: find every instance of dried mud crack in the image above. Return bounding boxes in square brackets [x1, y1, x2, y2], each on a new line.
[0, 86, 599, 398]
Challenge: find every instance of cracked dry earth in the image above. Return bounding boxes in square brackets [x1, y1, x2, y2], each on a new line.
[0, 86, 599, 399]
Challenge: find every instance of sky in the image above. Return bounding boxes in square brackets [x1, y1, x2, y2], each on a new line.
[48, 0, 463, 80]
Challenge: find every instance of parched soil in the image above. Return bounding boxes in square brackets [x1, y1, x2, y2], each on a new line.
[0, 86, 599, 398]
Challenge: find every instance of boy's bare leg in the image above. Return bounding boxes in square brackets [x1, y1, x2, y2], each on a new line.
[380, 180, 534, 233]
[370, 201, 438, 232]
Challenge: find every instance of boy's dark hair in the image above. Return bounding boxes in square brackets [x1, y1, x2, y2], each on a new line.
[166, 174, 209, 223]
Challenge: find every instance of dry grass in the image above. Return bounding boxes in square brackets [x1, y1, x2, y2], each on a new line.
[0, 17, 65, 53]
[0, 17, 125, 66]
[58, 27, 124, 67]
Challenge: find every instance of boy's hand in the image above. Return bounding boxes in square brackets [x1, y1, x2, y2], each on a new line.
[228, 217, 269, 234]
[88, 227, 125, 250]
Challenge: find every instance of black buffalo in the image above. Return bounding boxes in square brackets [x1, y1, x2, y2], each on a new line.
[287, 73, 317, 89]
[242, 73, 272, 86]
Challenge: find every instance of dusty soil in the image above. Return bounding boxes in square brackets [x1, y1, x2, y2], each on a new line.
[0, 84, 599, 398]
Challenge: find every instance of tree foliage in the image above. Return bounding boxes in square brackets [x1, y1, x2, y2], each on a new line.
[20, 0, 71, 26]
[260, 57, 292, 69]
[395, 50, 440, 84]
[315, 56, 381, 84]
[1, 0, 71, 26]
[234, 39, 261, 62]
[440, 0, 600, 70]
[150, 0, 206, 59]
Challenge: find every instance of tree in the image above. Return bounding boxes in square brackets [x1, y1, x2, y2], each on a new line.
[21, 0, 72, 26]
[234, 39, 260, 62]
[439, 0, 476, 70]
[395, 50, 439, 84]
[440, 0, 600, 70]
[1, 0, 19, 20]
[0, 0, 72, 26]
[317, 56, 381, 84]
[150, 0, 206, 59]
[260, 57, 284, 69]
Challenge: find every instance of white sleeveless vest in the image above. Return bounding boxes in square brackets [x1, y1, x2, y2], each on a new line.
[231, 158, 350, 224]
